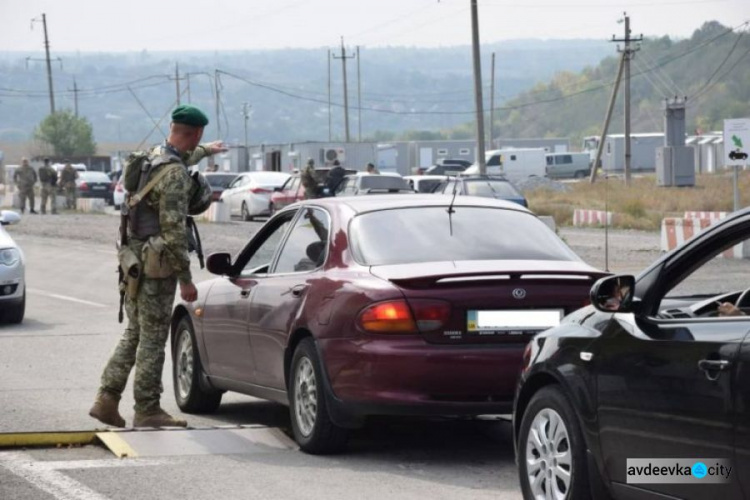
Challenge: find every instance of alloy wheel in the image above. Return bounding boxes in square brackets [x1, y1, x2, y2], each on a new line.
[176, 329, 194, 400]
[525, 408, 572, 500]
[294, 357, 317, 437]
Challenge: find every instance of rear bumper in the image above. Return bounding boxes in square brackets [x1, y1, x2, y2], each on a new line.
[317, 337, 524, 423]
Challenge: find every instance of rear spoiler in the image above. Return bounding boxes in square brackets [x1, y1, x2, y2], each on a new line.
[382, 270, 611, 289]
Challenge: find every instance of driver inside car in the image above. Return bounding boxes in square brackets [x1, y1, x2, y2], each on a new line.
[718, 302, 745, 316]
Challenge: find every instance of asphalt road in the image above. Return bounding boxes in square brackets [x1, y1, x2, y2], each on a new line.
[0, 233, 521, 500]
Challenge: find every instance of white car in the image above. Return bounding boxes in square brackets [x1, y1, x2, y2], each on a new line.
[404, 175, 452, 194]
[0, 211, 25, 323]
[220, 171, 291, 221]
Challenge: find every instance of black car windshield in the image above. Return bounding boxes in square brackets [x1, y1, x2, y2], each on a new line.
[464, 180, 521, 198]
[359, 176, 410, 191]
[205, 174, 237, 188]
[350, 207, 580, 265]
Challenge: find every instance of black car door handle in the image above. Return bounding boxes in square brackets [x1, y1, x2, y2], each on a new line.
[291, 285, 307, 298]
[697, 359, 731, 372]
[240, 289, 251, 299]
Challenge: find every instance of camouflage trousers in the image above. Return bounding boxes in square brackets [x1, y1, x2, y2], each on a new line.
[40, 185, 57, 214]
[17, 188, 35, 213]
[64, 186, 77, 209]
[99, 274, 177, 414]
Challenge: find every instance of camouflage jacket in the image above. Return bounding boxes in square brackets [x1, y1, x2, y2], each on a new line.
[60, 166, 78, 187]
[13, 165, 37, 190]
[135, 143, 211, 285]
[38, 165, 57, 186]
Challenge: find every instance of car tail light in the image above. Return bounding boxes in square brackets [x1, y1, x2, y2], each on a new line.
[79, 182, 89, 191]
[358, 300, 417, 333]
[408, 299, 451, 331]
[522, 342, 533, 370]
[115, 183, 123, 193]
[250, 187, 270, 194]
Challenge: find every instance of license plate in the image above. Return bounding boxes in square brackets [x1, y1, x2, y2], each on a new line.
[467, 309, 563, 336]
[93, 186, 106, 190]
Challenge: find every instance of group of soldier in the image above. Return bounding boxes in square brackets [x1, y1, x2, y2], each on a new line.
[13, 157, 80, 214]
[300, 158, 380, 200]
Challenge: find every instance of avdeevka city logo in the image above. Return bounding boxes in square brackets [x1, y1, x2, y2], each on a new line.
[691, 462, 708, 479]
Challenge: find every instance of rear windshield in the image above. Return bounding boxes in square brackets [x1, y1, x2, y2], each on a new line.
[359, 176, 410, 191]
[206, 174, 237, 188]
[80, 172, 110, 182]
[350, 207, 579, 266]
[415, 179, 443, 193]
[464, 180, 521, 198]
[250, 173, 290, 186]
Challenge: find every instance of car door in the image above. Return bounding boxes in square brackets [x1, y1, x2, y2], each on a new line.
[246, 206, 331, 389]
[737, 331, 750, 498]
[228, 175, 249, 214]
[596, 229, 749, 499]
[201, 213, 294, 384]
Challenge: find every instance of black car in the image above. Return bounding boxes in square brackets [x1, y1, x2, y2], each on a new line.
[425, 162, 470, 176]
[76, 171, 114, 204]
[433, 175, 528, 207]
[729, 149, 748, 161]
[514, 209, 750, 499]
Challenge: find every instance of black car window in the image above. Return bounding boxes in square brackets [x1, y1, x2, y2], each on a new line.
[273, 208, 330, 274]
[416, 179, 442, 193]
[350, 207, 579, 266]
[206, 174, 237, 188]
[487, 155, 501, 167]
[240, 216, 293, 275]
[359, 176, 410, 192]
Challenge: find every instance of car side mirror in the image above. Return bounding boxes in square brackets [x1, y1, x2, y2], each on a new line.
[591, 275, 636, 313]
[206, 252, 233, 276]
[273, 187, 282, 192]
[0, 210, 21, 226]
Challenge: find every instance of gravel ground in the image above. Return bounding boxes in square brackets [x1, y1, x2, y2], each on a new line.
[5, 209, 746, 295]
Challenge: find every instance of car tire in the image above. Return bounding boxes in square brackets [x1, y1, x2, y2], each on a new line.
[289, 338, 348, 454]
[172, 316, 222, 414]
[4, 291, 25, 324]
[241, 202, 253, 222]
[574, 171, 587, 179]
[518, 386, 591, 500]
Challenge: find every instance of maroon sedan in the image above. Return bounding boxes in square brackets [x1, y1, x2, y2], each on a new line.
[170, 195, 605, 453]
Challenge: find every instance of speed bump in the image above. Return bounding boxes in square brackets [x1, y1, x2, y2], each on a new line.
[0, 431, 97, 448]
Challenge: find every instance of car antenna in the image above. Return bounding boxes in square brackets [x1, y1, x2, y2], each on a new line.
[447, 177, 458, 237]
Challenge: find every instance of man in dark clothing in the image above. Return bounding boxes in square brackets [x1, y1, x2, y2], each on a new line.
[325, 159, 346, 195]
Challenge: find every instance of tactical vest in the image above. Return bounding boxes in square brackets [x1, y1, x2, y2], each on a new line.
[128, 150, 183, 240]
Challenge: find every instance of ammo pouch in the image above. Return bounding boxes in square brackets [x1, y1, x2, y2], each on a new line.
[141, 236, 174, 279]
[118, 246, 142, 298]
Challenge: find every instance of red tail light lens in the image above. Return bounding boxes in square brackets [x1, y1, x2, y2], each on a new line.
[115, 183, 123, 192]
[79, 182, 89, 190]
[250, 187, 270, 194]
[522, 342, 533, 370]
[409, 299, 451, 331]
[359, 300, 416, 333]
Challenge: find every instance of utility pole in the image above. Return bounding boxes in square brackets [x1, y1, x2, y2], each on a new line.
[470, 0, 487, 174]
[214, 70, 222, 140]
[175, 63, 181, 106]
[327, 49, 332, 141]
[612, 12, 642, 186]
[489, 52, 496, 148]
[186, 73, 191, 103]
[357, 45, 362, 142]
[332, 37, 355, 143]
[242, 102, 251, 149]
[589, 53, 626, 184]
[31, 13, 56, 114]
[69, 78, 79, 118]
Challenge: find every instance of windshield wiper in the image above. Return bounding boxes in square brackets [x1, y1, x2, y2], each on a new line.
[447, 178, 458, 237]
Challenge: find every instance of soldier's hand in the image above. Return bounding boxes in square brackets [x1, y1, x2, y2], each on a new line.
[180, 282, 198, 303]
[204, 141, 229, 155]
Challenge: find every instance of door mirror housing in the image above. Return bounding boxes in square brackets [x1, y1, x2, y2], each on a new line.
[591, 275, 636, 313]
[273, 186, 282, 192]
[206, 252, 233, 276]
[0, 210, 21, 226]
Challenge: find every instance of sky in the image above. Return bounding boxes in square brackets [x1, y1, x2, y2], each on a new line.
[0, 0, 748, 52]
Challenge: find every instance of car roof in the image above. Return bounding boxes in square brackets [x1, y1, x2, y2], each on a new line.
[293, 194, 530, 215]
[404, 175, 453, 181]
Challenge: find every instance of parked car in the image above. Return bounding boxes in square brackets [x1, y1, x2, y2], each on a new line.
[436, 158, 472, 169]
[0, 211, 25, 323]
[169, 195, 605, 453]
[433, 175, 528, 207]
[464, 148, 546, 182]
[425, 159, 471, 176]
[220, 171, 291, 221]
[76, 171, 114, 204]
[270, 168, 357, 214]
[204, 172, 238, 202]
[545, 152, 591, 179]
[335, 173, 414, 196]
[404, 175, 451, 193]
[514, 208, 750, 500]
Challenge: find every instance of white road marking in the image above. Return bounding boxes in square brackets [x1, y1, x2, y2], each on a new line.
[0, 452, 168, 500]
[28, 288, 109, 308]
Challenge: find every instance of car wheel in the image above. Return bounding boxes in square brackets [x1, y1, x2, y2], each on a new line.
[172, 316, 222, 414]
[241, 202, 253, 222]
[574, 171, 587, 179]
[4, 291, 25, 324]
[518, 386, 590, 500]
[289, 338, 348, 454]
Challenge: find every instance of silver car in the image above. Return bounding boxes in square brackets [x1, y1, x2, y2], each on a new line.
[0, 211, 25, 323]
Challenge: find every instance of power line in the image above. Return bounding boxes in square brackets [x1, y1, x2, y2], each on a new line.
[691, 28, 746, 98]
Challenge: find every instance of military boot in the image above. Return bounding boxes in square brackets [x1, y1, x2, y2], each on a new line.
[89, 391, 126, 428]
[133, 408, 187, 428]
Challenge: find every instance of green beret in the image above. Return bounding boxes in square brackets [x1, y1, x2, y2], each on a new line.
[172, 104, 209, 127]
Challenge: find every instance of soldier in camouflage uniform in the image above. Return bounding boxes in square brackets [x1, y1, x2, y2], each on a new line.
[60, 163, 79, 209]
[89, 104, 227, 428]
[13, 158, 38, 214]
[38, 158, 58, 215]
[301, 157, 319, 200]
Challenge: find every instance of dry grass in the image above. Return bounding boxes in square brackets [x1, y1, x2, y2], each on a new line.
[527, 171, 750, 231]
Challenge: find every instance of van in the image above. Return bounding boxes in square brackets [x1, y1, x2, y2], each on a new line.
[464, 148, 546, 182]
[545, 152, 591, 179]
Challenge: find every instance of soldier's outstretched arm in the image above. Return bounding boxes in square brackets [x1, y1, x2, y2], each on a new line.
[185, 141, 228, 166]
[158, 167, 193, 285]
